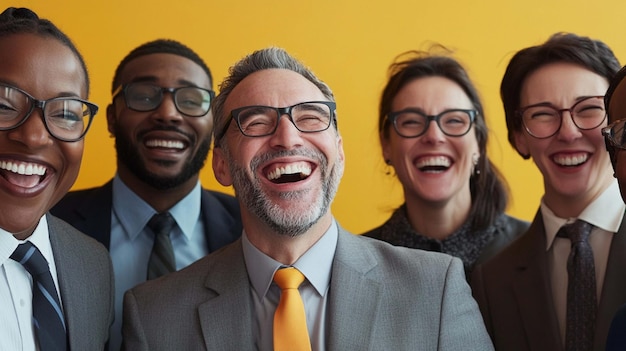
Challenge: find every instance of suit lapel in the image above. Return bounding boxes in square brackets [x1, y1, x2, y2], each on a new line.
[513, 212, 562, 350]
[326, 228, 381, 350]
[198, 240, 255, 350]
[595, 211, 626, 350]
[72, 181, 113, 248]
[199, 190, 241, 252]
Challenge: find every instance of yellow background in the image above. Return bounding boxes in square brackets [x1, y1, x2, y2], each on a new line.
[9, 0, 626, 233]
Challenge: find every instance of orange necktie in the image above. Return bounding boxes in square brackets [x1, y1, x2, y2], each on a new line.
[273, 267, 312, 351]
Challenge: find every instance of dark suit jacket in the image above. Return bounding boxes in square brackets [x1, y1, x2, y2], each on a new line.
[471, 210, 626, 351]
[606, 303, 626, 350]
[48, 214, 114, 350]
[50, 180, 242, 251]
[122, 225, 494, 351]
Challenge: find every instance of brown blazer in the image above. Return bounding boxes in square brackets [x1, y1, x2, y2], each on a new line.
[471, 210, 626, 351]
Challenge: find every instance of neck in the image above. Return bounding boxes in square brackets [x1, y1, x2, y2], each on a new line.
[404, 193, 472, 240]
[244, 211, 333, 265]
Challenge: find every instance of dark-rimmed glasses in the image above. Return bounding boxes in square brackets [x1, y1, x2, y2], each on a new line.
[112, 82, 214, 117]
[220, 101, 336, 139]
[517, 96, 606, 139]
[0, 83, 97, 142]
[603, 118, 626, 150]
[385, 109, 477, 138]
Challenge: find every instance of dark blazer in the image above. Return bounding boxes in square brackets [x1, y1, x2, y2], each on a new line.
[50, 180, 242, 251]
[122, 225, 494, 351]
[606, 303, 626, 350]
[48, 214, 114, 350]
[471, 210, 626, 351]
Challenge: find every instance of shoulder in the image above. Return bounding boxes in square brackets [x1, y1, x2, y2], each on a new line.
[51, 182, 112, 214]
[48, 215, 107, 254]
[201, 189, 240, 213]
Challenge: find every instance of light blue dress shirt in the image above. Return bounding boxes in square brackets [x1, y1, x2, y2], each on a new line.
[108, 175, 209, 351]
[243, 219, 338, 351]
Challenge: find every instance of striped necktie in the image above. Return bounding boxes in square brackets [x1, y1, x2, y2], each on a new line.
[147, 212, 176, 280]
[11, 241, 67, 351]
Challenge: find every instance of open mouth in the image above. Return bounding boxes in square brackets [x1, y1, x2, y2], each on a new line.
[266, 162, 312, 184]
[552, 153, 589, 167]
[416, 156, 451, 173]
[0, 160, 47, 188]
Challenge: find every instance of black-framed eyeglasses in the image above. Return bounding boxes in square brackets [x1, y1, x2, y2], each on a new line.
[517, 96, 606, 139]
[384, 108, 477, 138]
[603, 118, 626, 150]
[219, 101, 336, 139]
[0, 83, 97, 142]
[112, 82, 215, 117]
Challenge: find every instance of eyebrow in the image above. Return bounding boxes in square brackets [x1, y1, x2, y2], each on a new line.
[125, 76, 205, 88]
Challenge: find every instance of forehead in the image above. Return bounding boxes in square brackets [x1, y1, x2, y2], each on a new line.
[393, 76, 472, 108]
[0, 33, 86, 98]
[225, 69, 327, 110]
[608, 78, 626, 122]
[118, 53, 210, 88]
[521, 62, 608, 103]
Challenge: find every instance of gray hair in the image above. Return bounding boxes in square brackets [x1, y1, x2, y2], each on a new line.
[212, 47, 335, 146]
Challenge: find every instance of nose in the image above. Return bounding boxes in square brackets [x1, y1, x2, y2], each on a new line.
[268, 114, 304, 149]
[419, 119, 446, 144]
[6, 109, 53, 148]
[556, 110, 583, 141]
[152, 93, 183, 124]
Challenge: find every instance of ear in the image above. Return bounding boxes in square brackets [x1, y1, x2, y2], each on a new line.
[513, 130, 531, 159]
[336, 135, 345, 162]
[212, 146, 233, 186]
[106, 104, 116, 136]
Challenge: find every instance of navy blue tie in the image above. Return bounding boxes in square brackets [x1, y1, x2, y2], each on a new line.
[557, 220, 596, 351]
[11, 241, 67, 351]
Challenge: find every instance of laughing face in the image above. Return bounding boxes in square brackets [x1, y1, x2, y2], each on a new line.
[213, 69, 344, 237]
[0, 33, 87, 238]
[382, 76, 479, 208]
[515, 62, 613, 210]
[107, 53, 212, 191]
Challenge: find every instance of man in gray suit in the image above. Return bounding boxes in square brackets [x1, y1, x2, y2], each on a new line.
[122, 47, 493, 350]
[0, 7, 113, 350]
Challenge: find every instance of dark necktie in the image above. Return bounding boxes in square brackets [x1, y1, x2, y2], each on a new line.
[147, 212, 176, 280]
[11, 241, 67, 351]
[556, 220, 596, 351]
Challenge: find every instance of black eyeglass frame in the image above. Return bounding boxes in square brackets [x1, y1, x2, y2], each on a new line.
[112, 83, 215, 117]
[384, 108, 478, 138]
[218, 100, 337, 140]
[516, 95, 607, 139]
[0, 83, 98, 142]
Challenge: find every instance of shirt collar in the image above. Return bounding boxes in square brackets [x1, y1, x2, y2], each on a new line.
[543, 179, 625, 250]
[242, 218, 338, 300]
[0, 215, 53, 267]
[112, 174, 202, 241]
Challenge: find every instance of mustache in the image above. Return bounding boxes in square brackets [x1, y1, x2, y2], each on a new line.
[137, 125, 196, 144]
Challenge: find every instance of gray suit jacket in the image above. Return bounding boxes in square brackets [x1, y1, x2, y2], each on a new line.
[471, 210, 626, 351]
[48, 214, 114, 350]
[123, 224, 493, 351]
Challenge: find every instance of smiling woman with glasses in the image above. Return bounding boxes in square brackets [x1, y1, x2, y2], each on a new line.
[363, 48, 529, 278]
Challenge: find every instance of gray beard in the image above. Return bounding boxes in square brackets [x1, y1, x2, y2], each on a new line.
[226, 147, 343, 237]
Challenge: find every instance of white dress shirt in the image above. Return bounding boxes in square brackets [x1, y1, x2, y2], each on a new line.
[0, 215, 61, 351]
[544, 180, 625, 344]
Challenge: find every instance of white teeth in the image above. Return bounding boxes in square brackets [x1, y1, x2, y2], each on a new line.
[267, 163, 312, 180]
[553, 154, 588, 166]
[0, 160, 46, 175]
[145, 139, 185, 149]
[416, 156, 451, 169]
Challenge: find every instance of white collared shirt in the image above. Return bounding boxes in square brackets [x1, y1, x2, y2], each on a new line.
[543, 180, 625, 345]
[0, 215, 61, 351]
